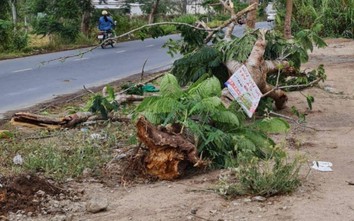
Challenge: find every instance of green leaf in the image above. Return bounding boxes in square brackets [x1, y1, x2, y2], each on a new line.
[211, 110, 240, 127]
[105, 85, 115, 100]
[306, 95, 315, 110]
[189, 96, 222, 115]
[135, 96, 160, 112]
[144, 97, 182, 114]
[159, 74, 183, 98]
[254, 117, 290, 134]
[188, 76, 221, 98]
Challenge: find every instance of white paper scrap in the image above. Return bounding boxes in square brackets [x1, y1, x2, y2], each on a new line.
[311, 161, 333, 172]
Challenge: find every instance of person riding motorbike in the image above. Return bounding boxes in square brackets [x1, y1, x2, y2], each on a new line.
[98, 10, 116, 48]
[98, 10, 115, 34]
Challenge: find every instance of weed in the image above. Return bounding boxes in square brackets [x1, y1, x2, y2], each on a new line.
[218, 147, 304, 197]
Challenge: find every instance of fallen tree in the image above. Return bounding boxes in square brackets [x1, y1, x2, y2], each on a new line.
[10, 1, 326, 180]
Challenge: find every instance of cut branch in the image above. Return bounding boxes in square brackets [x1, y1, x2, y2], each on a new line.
[204, 2, 258, 43]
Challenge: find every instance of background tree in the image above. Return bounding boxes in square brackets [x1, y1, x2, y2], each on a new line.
[28, 0, 94, 41]
[8, 0, 17, 26]
[149, 0, 161, 23]
[0, 2, 10, 20]
[79, 0, 94, 35]
[180, 0, 188, 14]
[246, 0, 257, 28]
[283, 0, 293, 39]
[275, 0, 353, 38]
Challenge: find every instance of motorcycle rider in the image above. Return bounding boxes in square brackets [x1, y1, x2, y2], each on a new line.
[98, 10, 115, 34]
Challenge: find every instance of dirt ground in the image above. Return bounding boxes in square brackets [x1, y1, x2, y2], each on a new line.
[1, 38, 354, 221]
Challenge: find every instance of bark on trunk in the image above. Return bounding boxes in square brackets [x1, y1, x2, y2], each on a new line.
[224, 30, 289, 109]
[148, 0, 160, 24]
[11, 112, 132, 128]
[246, 0, 257, 29]
[11, 112, 93, 128]
[136, 116, 203, 180]
[81, 11, 91, 36]
[9, 0, 17, 26]
[284, 0, 293, 39]
[180, 0, 187, 14]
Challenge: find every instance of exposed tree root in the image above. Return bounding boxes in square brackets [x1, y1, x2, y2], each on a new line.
[136, 116, 204, 180]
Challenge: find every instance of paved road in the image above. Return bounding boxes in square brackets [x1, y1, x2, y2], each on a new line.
[0, 22, 273, 118]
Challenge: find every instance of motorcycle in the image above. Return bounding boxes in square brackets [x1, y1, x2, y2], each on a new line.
[97, 30, 116, 49]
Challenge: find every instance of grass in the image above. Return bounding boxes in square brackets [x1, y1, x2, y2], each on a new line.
[0, 109, 137, 180]
[0, 34, 97, 60]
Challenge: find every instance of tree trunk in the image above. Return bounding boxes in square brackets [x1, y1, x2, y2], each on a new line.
[148, 0, 160, 24]
[9, 0, 17, 26]
[246, 0, 257, 29]
[224, 30, 290, 109]
[180, 0, 187, 14]
[284, 0, 293, 39]
[81, 11, 91, 36]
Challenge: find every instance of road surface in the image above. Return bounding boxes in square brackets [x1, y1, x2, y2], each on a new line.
[0, 22, 273, 118]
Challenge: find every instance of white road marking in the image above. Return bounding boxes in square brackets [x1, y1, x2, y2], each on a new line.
[146, 44, 154, 47]
[12, 68, 32, 73]
[116, 50, 126, 53]
[74, 57, 89, 61]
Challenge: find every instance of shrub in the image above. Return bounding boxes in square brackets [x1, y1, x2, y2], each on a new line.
[11, 30, 29, 50]
[0, 20, 29, 52]
[218, 148, 304, 197]
[0, 19, 12, 51]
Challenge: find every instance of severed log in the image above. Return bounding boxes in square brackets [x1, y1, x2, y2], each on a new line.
[11, 112, 67, 128]
[224, 29, 290, 109]
[11, 112, 93, 128]
[11, 111, 132, 128]
[136, 116, 204, 180]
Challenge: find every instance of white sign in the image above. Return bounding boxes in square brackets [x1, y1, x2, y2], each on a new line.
[225, 65, 262, 118]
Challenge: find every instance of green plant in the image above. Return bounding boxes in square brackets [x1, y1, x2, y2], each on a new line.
[134, 74, 290, 168]
[218, 147, 304, 197]
[275, 0, 353, 38]
[86, 85, 119, 119]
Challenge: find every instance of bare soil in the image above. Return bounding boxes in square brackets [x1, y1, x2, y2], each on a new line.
[0, 175, 63, 216]
[1, 38, 354, 221]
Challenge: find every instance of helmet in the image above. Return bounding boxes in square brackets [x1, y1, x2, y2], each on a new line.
[102, 10, 108, 15]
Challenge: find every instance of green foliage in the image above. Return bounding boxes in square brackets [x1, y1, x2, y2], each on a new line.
[275, 0, 353, 38]
[291, 106, 306, 123]
[0, 19, 29, 52]
[0, 19, 13, 51]
[163, 18, 209, 56]
[305, 95, 315, 110]
[86, 85, 118, 119]
[218, 149, 303, 197]
[170, 46, 226, 86]
[253, 117, 290, 134]
[138, 26, 166, 40]
[121, 82, 144, 95]
[32, 16, 79, 42]
[267, 64, 326, 92]
[217, 31, 257, 62]
[28, 0, 93, 41]
[135, 74, 289, 168]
